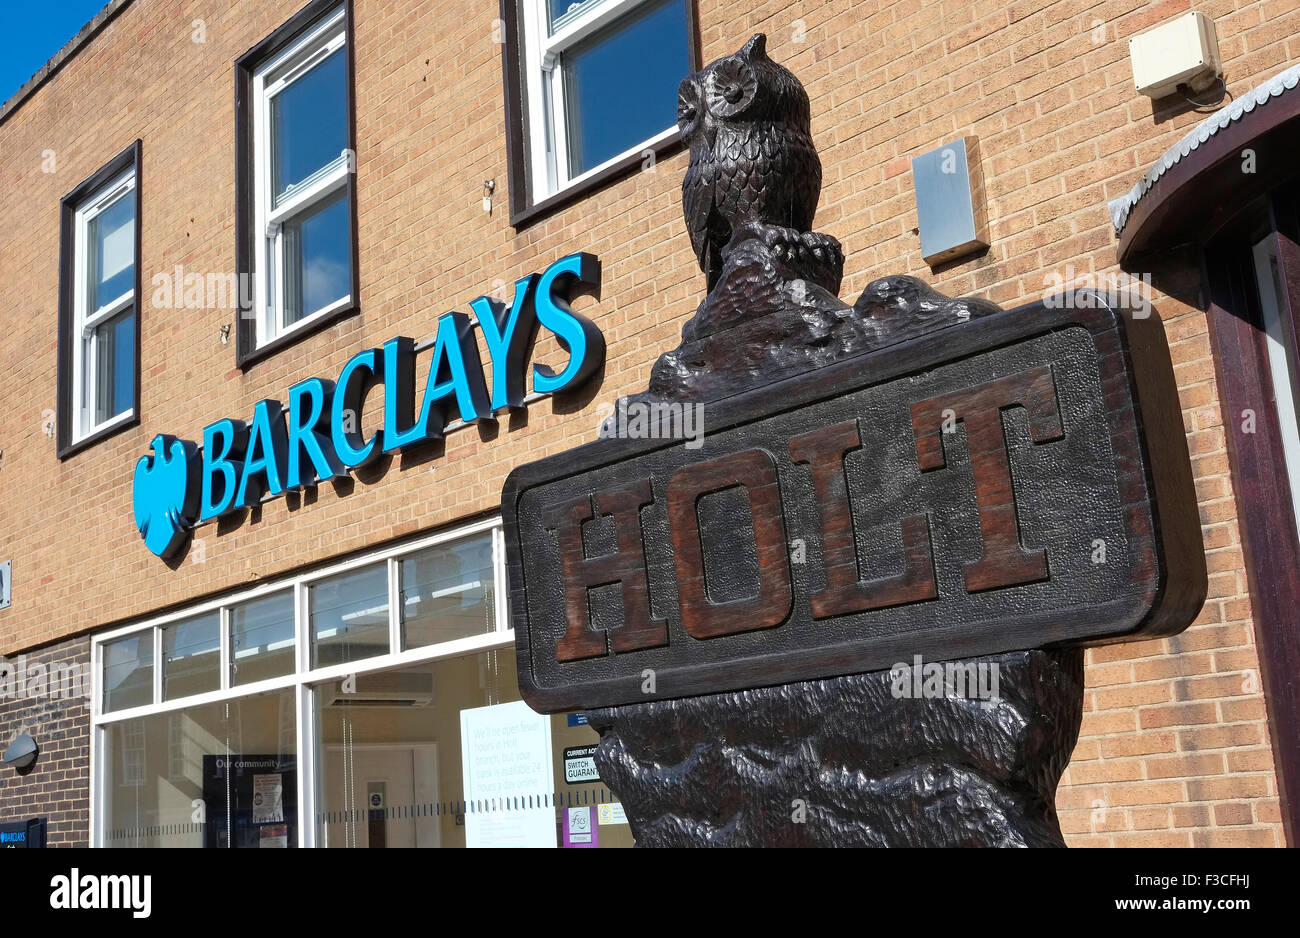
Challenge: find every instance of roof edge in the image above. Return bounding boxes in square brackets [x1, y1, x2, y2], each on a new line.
[1107, 62, 1300, 236]
[0, 0, 135, 128]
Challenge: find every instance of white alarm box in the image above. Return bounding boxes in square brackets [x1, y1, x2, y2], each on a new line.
[1129, 12, 1221, 99]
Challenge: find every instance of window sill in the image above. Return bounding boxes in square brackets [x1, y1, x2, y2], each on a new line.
[236, 300, 360, 372]
[58, 410, 139, 461]
[509, 128, 684, 230]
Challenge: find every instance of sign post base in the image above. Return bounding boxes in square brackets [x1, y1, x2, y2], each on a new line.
[587, 648, 1083, 847]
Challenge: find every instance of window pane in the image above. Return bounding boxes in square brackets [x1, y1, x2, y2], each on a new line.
[162, 612, 221, 701]
[313, 650, 632, 848]
[282, 187, 351, 325]
[102, 632, 153, 713]
[231, 592, 296, 686]
[310, 563, 389, 668]
[561, 0, 688, 176]
[87, 190, 134, 311]
[271, 46, 347, 204]
[92, 307, 134, 425]
[104, 688, 297, 847]
[548, 0, 602, 31]
[400, 533, 496, 650]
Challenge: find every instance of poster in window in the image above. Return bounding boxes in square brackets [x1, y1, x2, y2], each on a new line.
[459, 700, 555, 848]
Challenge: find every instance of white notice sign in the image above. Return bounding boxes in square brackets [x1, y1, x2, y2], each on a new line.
[252, 773, 284, 824]
[460, 700, 556, 848]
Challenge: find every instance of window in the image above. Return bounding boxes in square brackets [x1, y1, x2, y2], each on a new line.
[1251, 234, 1300, 542]
[91, 518, 633, 848]
[56, 141, 141, 457]
[309, 562, 390, 668]
[235, 0, 358, 366]
[101, 629, 153, 714]
[231, 591, 296, 686]
[505, 0, 697, 222]
[161, 612, 221, 700]
[399, 531, 497, 649]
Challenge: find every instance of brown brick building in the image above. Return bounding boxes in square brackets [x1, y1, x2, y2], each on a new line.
[0, 0, 1297, 847]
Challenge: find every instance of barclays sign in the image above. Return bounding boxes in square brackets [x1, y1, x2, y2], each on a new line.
[133, 253, 605, 560]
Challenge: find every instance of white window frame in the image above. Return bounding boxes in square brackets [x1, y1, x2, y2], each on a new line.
[71, 169, 136, 442]
[250, 5, 351, 350]
[1253, 235, 1300, 545]
[519, 0, 681, 202]
[89, 517, 511, 848]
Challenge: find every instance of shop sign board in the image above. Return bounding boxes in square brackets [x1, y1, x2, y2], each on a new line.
[0, 817, 46, 848]
[132, 253, 604, 560]
[504, 300, 1205, 712]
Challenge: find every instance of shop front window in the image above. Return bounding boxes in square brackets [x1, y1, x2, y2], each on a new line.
[310, 562, 389, 668]
[102, 631, 153, 714]
[399, 531, 496, 650]
[161, 612, 221, 701]
[313, 650, 631, 849]
[103, 687, 297, 848]
[94, 521, 627, 847]
[231, 591, 296, 686]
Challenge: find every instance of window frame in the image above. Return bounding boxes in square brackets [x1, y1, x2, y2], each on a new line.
[56, 140, 142, 459]
[89, 516, 510, 848]
[500, 0, 700, 228]
[234, 0, 360, 371]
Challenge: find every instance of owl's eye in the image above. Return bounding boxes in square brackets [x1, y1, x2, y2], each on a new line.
[677, 79, 702, 131]
[706, 60, 757, 117]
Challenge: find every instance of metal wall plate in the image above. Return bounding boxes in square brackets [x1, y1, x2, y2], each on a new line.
[912, 136, 989, 266]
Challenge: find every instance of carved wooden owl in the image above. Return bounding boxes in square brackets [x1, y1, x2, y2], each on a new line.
[678, 34, 823, 290]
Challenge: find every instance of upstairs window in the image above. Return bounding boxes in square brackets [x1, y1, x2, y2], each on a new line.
[505, 0, 697, 222]
[236, 0, 358, 367]
[57, 141, 141, 458]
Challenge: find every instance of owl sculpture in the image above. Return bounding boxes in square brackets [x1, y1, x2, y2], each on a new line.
[678, 34, 825, 291]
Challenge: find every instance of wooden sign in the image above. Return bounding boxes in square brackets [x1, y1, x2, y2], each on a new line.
[503, 299, 1204, 713]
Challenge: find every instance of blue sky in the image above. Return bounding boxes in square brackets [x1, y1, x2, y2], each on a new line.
[0, 0, 110, 105]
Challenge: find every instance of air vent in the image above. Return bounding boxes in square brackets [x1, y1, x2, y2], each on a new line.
[325, 670, 434, 708]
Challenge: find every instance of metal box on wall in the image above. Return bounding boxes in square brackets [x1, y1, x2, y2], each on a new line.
[912, 136, 989, 267]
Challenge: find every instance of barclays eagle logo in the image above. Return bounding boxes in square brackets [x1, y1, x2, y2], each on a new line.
[132, 435, 200, 559]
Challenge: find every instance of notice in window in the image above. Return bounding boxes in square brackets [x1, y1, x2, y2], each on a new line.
[252, 772, 284, 825]
[460, 700, 556, 848]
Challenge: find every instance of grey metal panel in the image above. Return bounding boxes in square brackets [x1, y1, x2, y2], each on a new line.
[912, 136, 989, 266]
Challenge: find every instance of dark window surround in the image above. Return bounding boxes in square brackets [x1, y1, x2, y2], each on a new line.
[499, 0, 701, 229]
[1117, 96, 1300, 847]
[234, 0, 360, 371]
[1203, 194, 1300, 850]
[56, 139, 143, 461]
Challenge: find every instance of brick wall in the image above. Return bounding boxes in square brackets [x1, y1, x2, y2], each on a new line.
[0, 637, 91, 847]
[0, 0, 1294, 846]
